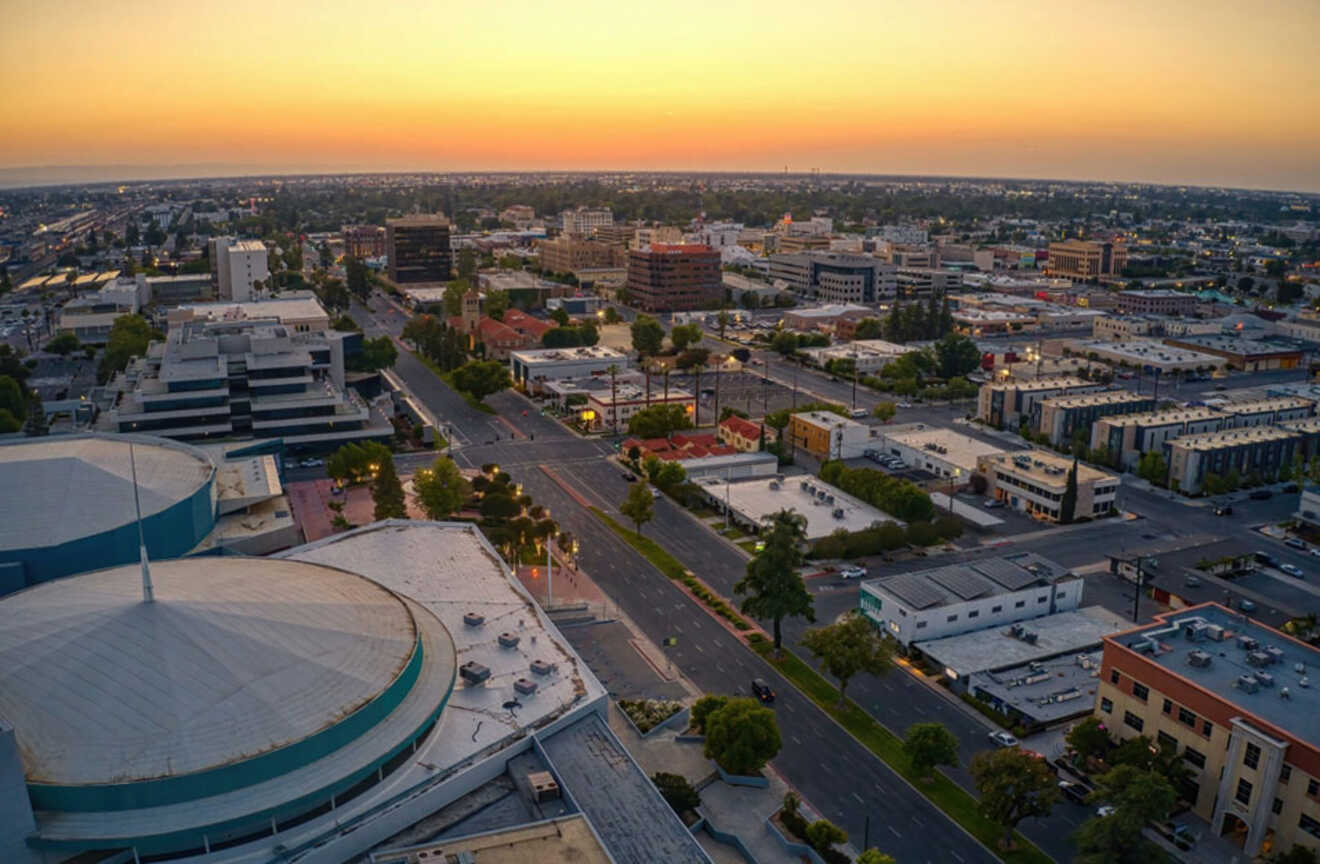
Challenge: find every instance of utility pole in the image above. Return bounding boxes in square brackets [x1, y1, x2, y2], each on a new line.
[851, 360, 858, 412]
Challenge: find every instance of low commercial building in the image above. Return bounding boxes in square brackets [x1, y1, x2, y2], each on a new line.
[976, 376, 1106, 430]
[1092, 407, 1230, 470]
[1163, 335, 1305, 372]
[718, 414, 776, 451]
[538, 235, 628, 274]
[787, 410, 878, 460]
[870, 423, 1005, 480]
[781, 303, 871, 334]
[1167, 426, 1302, 495]
[1092, 315, 1160, 341]
[1034, 390, 1157, 446]
[168, 291, 331, 332]
[509, 345, 629, 392]
[56, 282, 142, 343]
[859, 553, 1082, 647]
[1118, 288, 1196, 316]
[1095, 603, 1320, 859]
[1297, 485, 1320, 529]
[1064, 337, 1228, 374]
[799, 339, 914, 373]
[702, 474, 895, 539]
[584, 384, 694, 432]
[896, 266, 962, 297]
[978, 450, 1121, 522]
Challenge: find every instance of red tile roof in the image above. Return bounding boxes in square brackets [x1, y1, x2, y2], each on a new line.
[719, 415, 762, 439]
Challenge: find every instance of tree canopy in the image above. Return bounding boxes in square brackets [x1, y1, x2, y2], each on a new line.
[800, 611, 893, 706]
[735, 509, 814, 652]
[971, 747, 1061, 850]
[98, 314, 158, 384]
[452, 359, 510, 400]
[702, 697, 781, 776]
[902, 721, 960, 780]
[413, 456, 470, 519]
[371, 455, 408, 520]
[627, 404, 693, 438]
[621, 481, 655, 534]
[631, 315, 665, 356]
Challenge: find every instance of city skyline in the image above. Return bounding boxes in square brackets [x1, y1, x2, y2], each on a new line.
[2, 0, 1318, 193]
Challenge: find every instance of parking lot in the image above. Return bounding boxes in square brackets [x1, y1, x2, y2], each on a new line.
[666, 369, 810, 421]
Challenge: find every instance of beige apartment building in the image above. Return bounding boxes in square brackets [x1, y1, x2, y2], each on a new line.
[537, 236, 628, 275]
[1097, 604, 1320, 858]
[977, 450, 1120, 522]
[976, 377, 1107, 430]
[1047, 239, 1128, 280]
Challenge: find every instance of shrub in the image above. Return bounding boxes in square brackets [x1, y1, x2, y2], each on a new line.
[905, 520, 940, 546]
[691, 694, 729, 733]
[652, 772, 701, 815]
[618, 699, 683, 734]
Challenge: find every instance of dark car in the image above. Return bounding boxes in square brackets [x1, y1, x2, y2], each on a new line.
[1212, 504, 1233, 516]
[751, 678, 775, 703]
[1285, 484, 1301, 493]
[1249, 489, 1274, 501]
[621, 471, 637, 482]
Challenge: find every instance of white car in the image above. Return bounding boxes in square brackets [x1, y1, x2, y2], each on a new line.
[839, 565, 867, 580]
[1096, 805, 1116, 818]
[897, 401, 913, 409]
[987, 730, 1018, 748]
[300, 458, 325, 468]
[1281, 563, 1305, 578]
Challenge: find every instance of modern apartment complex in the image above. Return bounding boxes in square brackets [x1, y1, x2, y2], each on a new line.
[625, 244, 722, 311]
[859, 553, 1081, 647]
[767, 252, 897, 303]
[386, 214, 452, 284]
[978, 450, 1121, 522]
[1047, 239, 1128, 280]
[1034, 390, 1157, 445]
[1166, 426, 1302, 495]
[1092, 406, 1230, 470]
[342, 224, 386, 259]
[976, 377, 1107, 430]
[1096, 604, 1320, 858]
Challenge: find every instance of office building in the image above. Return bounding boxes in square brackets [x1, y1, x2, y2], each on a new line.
[0, 521, 703, 864]
[560, 207, 614, 235]
[768, 252, 897, 303]
[1163, 335, 1305, 372]
[787, 410, 877, 460]
[55, 282, 142, 343]
[216, 239, 269, 302]
[1064, 337, 1227, 374]
[498, 203, 536, 227]
[896, 266, 962, 298]
[583, 383, 694, 432]
[538, 235, 628, 274]
[1096, 603, 1320, 858]
[1047, 239, 1128, 280]
[976, 377, 1106, 430]
[978, 450, 1121, 522]
[387, 215, 452, 284]
[1117, 289, 1197, 316]
[1092, 406, 1229, 470]
[1034, 390, 1157, 445]
[859, 553, 1081, 647]
[342, 224, 386, 259]
[625, 244, 722, 312]
[167, 291, 332, 333]
[0, 433, 295, 593]
[509, 345, 629, 392]
[1092, 315, 1160, 341]
[146, 273, 215, 306]
[781, 302, 872, 334]
[1166, 426, 1302, 495]
[871, 423, 1006, 480]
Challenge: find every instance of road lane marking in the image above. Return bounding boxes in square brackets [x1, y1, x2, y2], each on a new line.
[888, 826, 902, 838]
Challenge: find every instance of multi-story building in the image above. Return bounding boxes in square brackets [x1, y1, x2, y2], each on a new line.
[778, 234, 831, 252]
[717, 414, 775, 452]
[1092, 315, 1160, 341]
[877, 225, 929, 245]
[1297, 485, 1320, 529]
[870, 424, 1005, 480]
[145, 273, 214, 306]
[584, 384, 693, 432]
[858, 553, 1081, 647]
[697, 222, 745, 249]
[1034, 391, 1157, 445]
[218, 240, 269, 302]
[498, 204, 536, 228]
[1047, 239, 1128, 280]
[559, 207, 613, 236]
[625, 244, 722, 312]
[342, 225, 386, 259]
[786, 410, 876, 460]
[538, 235, 628, 275]
[1118, 289, 1197, 316]
[386, 215, 452, 284]
[593, 224, 635, 247]
[112, 315, 388, 449]
[1167, 426, 1302, 494]
[1163, 335, 1305, 372]
[1092, 406, 1229, 470]
[978, 450, 1121, 522]
[1095, 603, 1320, 858]
[767, 252, 896, 303]
[56, 282, 145, 344]
[799, 339, 915, 374]
[976, 377, 1106, 430]
[1216, 398, 1315, 428]
[509, 345, 629, 392]
[896, 267, 962, 298]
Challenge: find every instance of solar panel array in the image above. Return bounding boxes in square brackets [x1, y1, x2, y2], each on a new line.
[973, 557, 1046, 591]
[880, 572, 947, 610]
[927, 566, 994, 600]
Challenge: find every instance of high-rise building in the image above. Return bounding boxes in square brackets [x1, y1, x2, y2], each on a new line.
[342, 224, 386, 259]
[217, 240, 269, 302]
[625, 244, 722, 312]
[386, 215, 452, 284]
[1047, 239, 1128, 280]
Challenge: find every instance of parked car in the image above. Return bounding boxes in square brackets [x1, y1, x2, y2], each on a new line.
[299, 457, 324, 468]
[1239, 599, 1258, 613]
[850, 408, 869, 419]
[1185, 575, 1202, 588]
[839, 565, 867, 580]
[1212, 504, 1233, 516]
[1285, 484, 1301, 493]
[751, 678, 775, 703]
[1255, 551, 1279, 567]
[1249, 489, 1274, 501]
[1058, 781, 1089, 805]
[896, 401, 913, 409]
[650, 487, 662, 499]
[1310, 548, 1320, 558]
[1281, 564, 1305, 578]
[988, 730, 1018, 748]
[984, 498, 1006, 508]
[621, 471, 637, 482]
[1096, 805, 1117, 818]
[1286, 537, 1307, 550]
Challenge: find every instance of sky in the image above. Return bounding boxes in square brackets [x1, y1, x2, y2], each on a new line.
[2, 0, 1318, 192]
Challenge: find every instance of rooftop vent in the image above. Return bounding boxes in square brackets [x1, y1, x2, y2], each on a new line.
[513, 678, 538, 696]
[1266, 646, 1285, 664]
[1238, 636, 1259, 651]
[498, 632, 520, 649]
[1238, 674, 1260, 694]
[1247, 651, 1272, 668]
[463, 612, 486, 627]
[1256, 671, 1275, 688]
[1188, 650, 1212, 668]
[530, 659, 556, 676]
[459, 661, 491, 685]
[528, 770, 560, 803]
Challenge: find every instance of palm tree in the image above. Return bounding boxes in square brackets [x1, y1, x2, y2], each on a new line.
[607, 364, 620, 435]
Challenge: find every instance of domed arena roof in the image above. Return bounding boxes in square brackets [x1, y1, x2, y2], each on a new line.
[0, 557, 420, 786]
[0, 434, 213, 550]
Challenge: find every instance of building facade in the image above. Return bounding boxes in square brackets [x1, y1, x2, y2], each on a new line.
[1047, 240, 1128, 280]
[1092, 407, 1230, 470]
[584, 385, 694, 432]
[387, 215, 452, 284]
[1034, 391, 1157, 446]
[786, 410, 875, 460]
[1166, 427, 1302, 495]
[717, 414, 775, 452]
[978, 450, 1121, 522]
[560, 207, 614, 235]
[976, 377, 1107, 430]
[625, 244, 722, 312]
[1117, 289, 1197, 316]
[538, 235, 628, 274]
[768, 252, 897, 303]
[218, 240, 269, 302]
[1163, 335, 1305, 372]
[343, 224, 386, 259]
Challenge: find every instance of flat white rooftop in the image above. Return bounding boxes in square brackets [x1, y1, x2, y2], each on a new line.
[916, 605, 1130, 678]
[701, 475, 897, 538]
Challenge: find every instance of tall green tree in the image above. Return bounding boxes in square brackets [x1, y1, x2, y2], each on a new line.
[1066, 716, 1110, 764]
[800, 612, 893, 706]
[452, 359, 510, 400]
[933, 332, 982, 379]
[872, 401, 897, 423]
[1060, 457, 1078, 524]
[702, 697, 781, 776]
[621, 481, 655, 535]
[484, 290, 510, 321]
[735, 509, 814, 654]
[413, 456, 470, 519]
[371, 455, 408, 520]
[631, 314, 665, 356]
[22, 390, 48, 436]
[903, 722, 960, 781]
[98, 314, 157, 384]
[456, 247, 477, 281]
[345, 256, 370, 302]
[1075, 765, 1175, 864]
[971, 747, 1061, 850]
[670, 323, 702, 351]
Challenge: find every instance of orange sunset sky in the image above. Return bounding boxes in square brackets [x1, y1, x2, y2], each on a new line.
[2, 0, 1318, 191]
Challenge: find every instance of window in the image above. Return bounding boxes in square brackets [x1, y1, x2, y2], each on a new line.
[1202, 720, 1213, 737]
[1131, 683, 1149, 702]
[1236, 779, 1253, 806]
[1273, 798, 1284, 815]
[1281, 765, 1292, 784]
[1162, 698, 1172, 715]
[1157, 730, 1178, 750]
[1245, 743, 1261, 771]
[968, 610, 979, 619]
[1184, 747, 1206, 769]
[1302, 814, 1320, 840]
[915, 621, 927, 629]
[992, 605, 1003, 613]
[1038, 596, 1048, 604]
[1308, 779, 1319, 798]
[1100, 697, 1113, 713]
[946, 614, 958, 623]
[1124, 711, 1144, 732]
[1110, 669, 1121, 685]
[1178, 707, 1196, 727]
[1015, 600, 1025, 608]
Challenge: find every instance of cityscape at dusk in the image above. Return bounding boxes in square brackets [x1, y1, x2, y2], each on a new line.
[2, 4, 1320, 864]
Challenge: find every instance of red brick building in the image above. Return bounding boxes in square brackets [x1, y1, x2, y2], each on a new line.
[625, 244, 722, 312]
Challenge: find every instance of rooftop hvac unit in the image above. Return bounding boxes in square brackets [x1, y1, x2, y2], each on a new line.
[498, 632, 520, 649]
[826, 494, 835, 504]
[1188, 650, 1212, 668]
[1130, 639, 1156, 654]
[1205, 624, 1226, 641]
[1024, 672, 1051, 685]
[530, 659, 556, 676]
[1295, 663, 1307, 674]
[1281, 687, 1292, 700]
[1238, 636, 1259, 651]
[1184, 622, 1207, 641]
[1247, 651, 1272, 668]
[1021, 631, 1039, 644]
[1266, 646, 1285, 664]
[513, 678, 538, 696]
[463, 612, 486, 627]
[1256, 671, 1275, 688]
[800, 480, 810, 491]
[1237, 675, 1260, 694]
[459, 661, 491, 685]
[832, 508, 845, 519]
[527, 770, 560, 803]
[1011, 623, 1025, 637]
